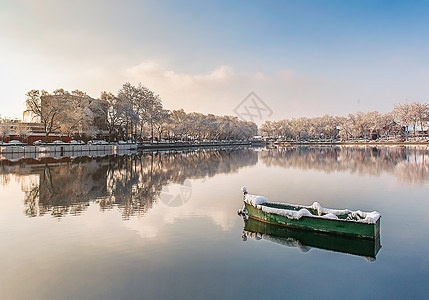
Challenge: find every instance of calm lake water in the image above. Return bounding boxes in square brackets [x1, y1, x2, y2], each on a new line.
[1, 145, 428, 299]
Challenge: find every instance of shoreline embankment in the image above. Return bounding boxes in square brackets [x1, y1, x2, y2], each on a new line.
[273, 141, 429, 146]
[0, 141, 268, 161]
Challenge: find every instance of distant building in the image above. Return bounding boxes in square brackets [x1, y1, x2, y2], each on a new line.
[0, 118, 70, 144]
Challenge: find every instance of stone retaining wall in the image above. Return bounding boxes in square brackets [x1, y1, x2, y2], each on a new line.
[0, 144, 138, 154]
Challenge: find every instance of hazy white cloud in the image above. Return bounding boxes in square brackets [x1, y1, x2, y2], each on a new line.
[115, 61, 429, 120]
[0, 55, 363, 122]
[121, 60, 355, 121]
[0, 50, 401, 122]
[122, 61, 295, 120]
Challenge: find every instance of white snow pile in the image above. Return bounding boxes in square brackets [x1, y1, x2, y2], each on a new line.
[260, 205, 313, 220]
[321, 213, 339, 220]
[309, 202, 351, 216]
[242, 189, 381, 224]
[242, 187, 268, 206]
[348, 210, 381, 224]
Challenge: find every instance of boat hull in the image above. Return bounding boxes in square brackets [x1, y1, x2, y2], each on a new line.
[243, 217, 381, 258]
[244, 202, 380, 239]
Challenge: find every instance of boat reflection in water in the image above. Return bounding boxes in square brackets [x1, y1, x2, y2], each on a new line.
[241, 217, 382, 261]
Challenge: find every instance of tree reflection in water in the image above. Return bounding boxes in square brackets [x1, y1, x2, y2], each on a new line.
[261, 145, 429, 184]
[0, 148, 258, 218]
[1, 145, 427, 219]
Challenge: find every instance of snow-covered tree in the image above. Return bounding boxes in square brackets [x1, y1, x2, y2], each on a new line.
[58, 90, 94, 137]
[0, 119, 12, 143]
[411, 102, 429, 138]
[393, 102, 412, 140]
[15, 123, 31, 142]
[92, 92, 127, 141]
[25, 89, 64, 142]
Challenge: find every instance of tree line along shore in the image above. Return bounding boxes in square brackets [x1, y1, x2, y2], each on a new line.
[260, 102, 429, 142]
[0, 82, 428, 145]
[1, 82, 257, 144]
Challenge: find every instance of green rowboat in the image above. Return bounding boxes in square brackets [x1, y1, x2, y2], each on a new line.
[239, 187, 381, 240]
[242, 217, 381, 260]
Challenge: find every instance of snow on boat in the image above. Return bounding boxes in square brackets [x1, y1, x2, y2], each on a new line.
[239, 187, 381, 239]
[242, 217, 381, 260]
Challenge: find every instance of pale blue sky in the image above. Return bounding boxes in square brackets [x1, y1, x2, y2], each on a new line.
[1, 0, 429, 121]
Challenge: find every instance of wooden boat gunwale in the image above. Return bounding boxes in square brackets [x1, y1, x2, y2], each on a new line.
[259, 201, 379, 225]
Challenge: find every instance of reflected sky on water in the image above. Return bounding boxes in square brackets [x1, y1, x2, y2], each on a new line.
[0, 146, 428, 299]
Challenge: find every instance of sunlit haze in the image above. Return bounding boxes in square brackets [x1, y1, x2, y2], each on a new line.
[1, 0, 429, 121]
